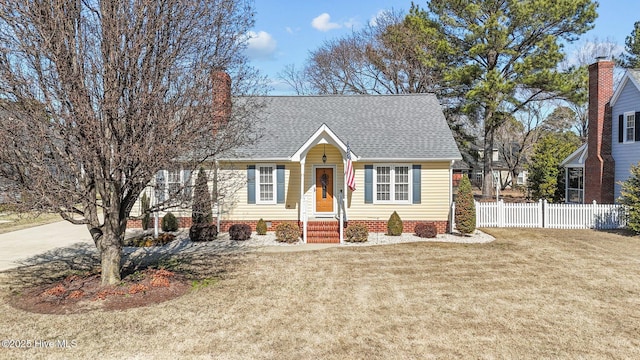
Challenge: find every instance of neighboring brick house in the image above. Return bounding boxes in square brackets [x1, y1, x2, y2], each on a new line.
[130, 72, 463, 243]
[561, 59, 640, 203]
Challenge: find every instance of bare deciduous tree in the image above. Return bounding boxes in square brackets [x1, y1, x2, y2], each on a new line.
[0, 0, 266, 285]
[279, 9, 446, 96]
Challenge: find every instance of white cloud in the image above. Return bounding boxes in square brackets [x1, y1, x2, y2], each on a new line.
[245, 31, 277, 61]
[369, 9, 390, 27]
[285, 26, 301, 34]
[343, 17, 361, 29]
[311, 13, 341, 32]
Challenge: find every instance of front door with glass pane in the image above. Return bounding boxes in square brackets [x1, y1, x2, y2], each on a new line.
[315, 168, 334, 213]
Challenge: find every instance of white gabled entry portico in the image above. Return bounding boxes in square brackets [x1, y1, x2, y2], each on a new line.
[290, 123, 358, 243]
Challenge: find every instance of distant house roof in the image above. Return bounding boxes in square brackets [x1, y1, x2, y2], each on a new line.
[453, 160, 470, 170]
[226, 94, 462, 162]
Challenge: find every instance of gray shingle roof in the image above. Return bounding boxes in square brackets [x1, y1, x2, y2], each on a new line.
[229, 94, 461, 161]
[629, 69, 640, 84]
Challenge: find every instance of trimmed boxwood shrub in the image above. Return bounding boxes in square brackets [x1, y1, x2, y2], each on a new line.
[256, 218, 267, 235]
[414, 222, 437, 238]
[275, 223, 300, 243]
[387, 211, 403, 236]
[345, 223, 368, 242]
[189, 223, 218, 242]
[229, 223, 252, 241]
[162, 212, 179, 232]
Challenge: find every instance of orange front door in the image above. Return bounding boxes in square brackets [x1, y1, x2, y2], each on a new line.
[315, 168, 334, 213]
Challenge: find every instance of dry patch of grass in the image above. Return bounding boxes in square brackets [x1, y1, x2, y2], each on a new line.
[1, 228, 640, 359]
[0, 211, 61, 234]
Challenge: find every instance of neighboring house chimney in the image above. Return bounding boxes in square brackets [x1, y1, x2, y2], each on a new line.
[212, 70, 231, 135]
[584, 58, 615, 203]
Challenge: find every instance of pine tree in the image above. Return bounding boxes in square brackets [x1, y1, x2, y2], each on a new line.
[619, 21, 640, 68]
[192, 168, 213, 225]
[455, 174, 476, 235]
[618, 162, 640, 233]
[408, 0, 596, 198]
[527, 132, 580, 202]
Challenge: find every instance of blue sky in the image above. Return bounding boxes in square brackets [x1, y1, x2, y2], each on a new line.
[245, 1, 640, 94]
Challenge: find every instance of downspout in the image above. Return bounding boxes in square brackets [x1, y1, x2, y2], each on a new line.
[450, 160, 454, 233]
[215, 160, 221, 231]
[300, 159, 307, 243]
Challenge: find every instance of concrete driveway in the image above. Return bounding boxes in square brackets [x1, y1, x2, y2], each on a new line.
[0, 221, 94, 271]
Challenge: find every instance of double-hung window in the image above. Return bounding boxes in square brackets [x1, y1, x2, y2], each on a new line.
[256, 164, 276, 204]
[374, 165, 411, 203]
[626, 112, 636, 143]
[155, 168, 192, 204]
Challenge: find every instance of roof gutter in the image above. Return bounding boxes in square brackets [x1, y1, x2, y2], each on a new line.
[357, 157, 462, 162]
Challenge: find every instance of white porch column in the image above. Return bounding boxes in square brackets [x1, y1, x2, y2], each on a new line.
[300, 159, 307, 243]
[341, 157, 348, 243]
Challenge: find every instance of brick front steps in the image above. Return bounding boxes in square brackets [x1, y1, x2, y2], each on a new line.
[306, 220, 340, 244]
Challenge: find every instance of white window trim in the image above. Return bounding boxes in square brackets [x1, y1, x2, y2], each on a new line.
[156, 168, 192, 204]
[624, 111, 636, 144]
[566, 167, 584, 204]
[256, 164, 277, 205]
[373, 164, 412, 204]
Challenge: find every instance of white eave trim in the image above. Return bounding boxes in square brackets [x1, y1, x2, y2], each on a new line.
[215, 157, 292, 162]
[359, 157, 462, 162]
[290, 123, 359, 162]
[611, 70, 640, 107]
[560, 143, 587, 167]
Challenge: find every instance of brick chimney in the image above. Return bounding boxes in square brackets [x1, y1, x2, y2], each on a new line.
[212, 70, 231, 135]
[584, 58, 615, 203]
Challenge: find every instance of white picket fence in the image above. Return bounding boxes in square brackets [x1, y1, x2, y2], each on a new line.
[460, 199, 626, 230]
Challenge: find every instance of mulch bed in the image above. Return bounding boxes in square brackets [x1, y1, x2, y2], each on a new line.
[9, 268, 191, 314]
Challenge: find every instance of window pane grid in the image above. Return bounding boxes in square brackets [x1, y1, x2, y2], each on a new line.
[376, 166, 391, 201]
[627, 114, 635, 142]
[375, 165, 410, 202]
[258, 166, 274, 203]
[394, 166, 409, 201]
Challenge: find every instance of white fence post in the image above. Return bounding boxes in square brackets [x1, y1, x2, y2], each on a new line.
[538, 199, 543, 228]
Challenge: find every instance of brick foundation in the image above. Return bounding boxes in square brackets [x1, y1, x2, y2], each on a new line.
[127, 217, 193, 230]
[127, 217, 450, 234]
[346, 220, 449, 235]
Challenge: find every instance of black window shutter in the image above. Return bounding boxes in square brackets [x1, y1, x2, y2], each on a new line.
[364, 165, 373, 204]
[619, 114, 624, 143]
[247, 165, 255, 204]
[276, 165, 285, 204]
[635, 112, 640, 142]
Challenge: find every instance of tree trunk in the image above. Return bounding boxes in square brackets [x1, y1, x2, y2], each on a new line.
[100, 240, 122, 286]
[482, 120, 496, 199]
[90, 213, 126, 286]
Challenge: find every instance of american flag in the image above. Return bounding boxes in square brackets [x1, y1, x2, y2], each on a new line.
[346, 143, 356, 191]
